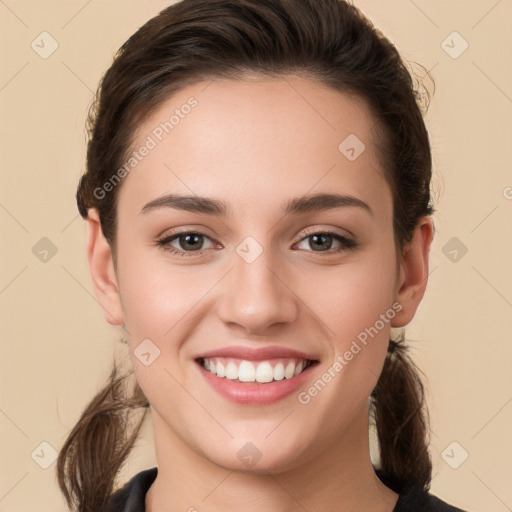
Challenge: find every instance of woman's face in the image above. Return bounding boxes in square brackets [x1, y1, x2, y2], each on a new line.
[95, 75, 421, 472]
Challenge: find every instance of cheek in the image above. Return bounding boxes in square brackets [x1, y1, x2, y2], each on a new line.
[116, 248, 226, 392]
[303, 253, 397, 343]
[116, 253, 208, 400]
[303, 249, 397, 393]
[117, 248, 206, 335]
[295, 262, 396, 421]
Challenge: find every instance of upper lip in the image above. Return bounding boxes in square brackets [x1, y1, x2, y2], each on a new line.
[196, 345, 318, 362]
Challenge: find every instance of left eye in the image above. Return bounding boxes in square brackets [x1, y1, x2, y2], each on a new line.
[295, 232, 356, 252]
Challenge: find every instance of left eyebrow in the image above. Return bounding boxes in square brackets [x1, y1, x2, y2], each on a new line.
[138, 192, 372, 217]
[284, 193, 372, 216]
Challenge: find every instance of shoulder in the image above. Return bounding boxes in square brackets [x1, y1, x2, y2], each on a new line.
[102, 467, 158, 512]
[394, 483, 469, 512]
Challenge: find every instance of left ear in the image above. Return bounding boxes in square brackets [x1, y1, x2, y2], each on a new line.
[391, 216, 434, 327]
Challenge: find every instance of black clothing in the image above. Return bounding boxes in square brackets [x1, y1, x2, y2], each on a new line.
[105, 467, 468, 512]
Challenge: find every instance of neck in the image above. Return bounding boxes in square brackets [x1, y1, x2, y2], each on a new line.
[145, 408, 398, 512]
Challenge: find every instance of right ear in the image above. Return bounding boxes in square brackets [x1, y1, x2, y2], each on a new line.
[85, 208, 124, 326]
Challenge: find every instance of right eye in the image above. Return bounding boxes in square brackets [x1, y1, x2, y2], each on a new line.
[156, 231, 218, 257]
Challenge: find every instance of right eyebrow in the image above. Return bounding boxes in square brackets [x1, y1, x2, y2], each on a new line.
[139, 194, 229, 216]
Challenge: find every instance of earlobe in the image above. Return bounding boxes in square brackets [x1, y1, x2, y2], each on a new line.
[391, 217, 434, 328]
[86, 208, 124, 326]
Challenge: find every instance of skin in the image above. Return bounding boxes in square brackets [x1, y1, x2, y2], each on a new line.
[86, 75, 433, 512]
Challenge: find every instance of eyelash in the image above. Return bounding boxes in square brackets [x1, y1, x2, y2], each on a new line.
[155, 229, 358, 258]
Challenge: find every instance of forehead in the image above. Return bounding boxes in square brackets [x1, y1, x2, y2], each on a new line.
[118, 75, 391, 219]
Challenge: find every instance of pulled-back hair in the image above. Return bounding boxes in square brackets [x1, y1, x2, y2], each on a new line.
[58, 0, 434, 510]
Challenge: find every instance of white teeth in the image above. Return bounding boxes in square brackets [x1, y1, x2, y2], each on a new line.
[226, 362, 238, 379]
[202, 357, 311, 383]
[273, 363, 285, 381]
[256, 361, 274, 383]
[216, 361, 225, 377]
[238, 360, 256, 382]
[285, 362, 295, 379]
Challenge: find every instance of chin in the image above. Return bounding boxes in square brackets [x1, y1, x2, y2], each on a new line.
[199, 434, 312, 475]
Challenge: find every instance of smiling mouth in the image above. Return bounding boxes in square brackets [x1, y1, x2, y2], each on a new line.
[197, 357, 317, 384]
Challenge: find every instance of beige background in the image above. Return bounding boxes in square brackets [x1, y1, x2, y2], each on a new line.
[1, 1, 511, 511]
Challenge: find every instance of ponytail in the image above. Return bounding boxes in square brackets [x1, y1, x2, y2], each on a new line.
[371, 333, 432, 492]
[57, 362, 149, 512]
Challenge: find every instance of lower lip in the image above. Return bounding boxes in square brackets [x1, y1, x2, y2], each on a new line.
[198, 362, 315, 405]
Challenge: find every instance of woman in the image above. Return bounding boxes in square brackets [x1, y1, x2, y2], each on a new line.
[57, 0, 469, 510]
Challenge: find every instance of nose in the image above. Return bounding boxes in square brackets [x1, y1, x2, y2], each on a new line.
[216, 246, 298, 335]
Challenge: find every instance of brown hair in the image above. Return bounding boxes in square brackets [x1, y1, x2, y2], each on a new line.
[58, 0, 435, 510]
